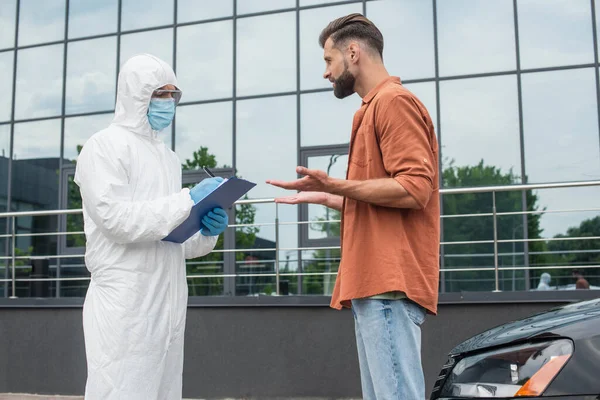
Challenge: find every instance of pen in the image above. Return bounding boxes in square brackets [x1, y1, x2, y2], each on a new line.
[203, 166, 216, 178]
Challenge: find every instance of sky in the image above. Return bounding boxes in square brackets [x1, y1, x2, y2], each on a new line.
[0, 0, 599, 253]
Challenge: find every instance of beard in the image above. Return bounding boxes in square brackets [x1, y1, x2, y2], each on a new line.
[333, 63, 356, 99]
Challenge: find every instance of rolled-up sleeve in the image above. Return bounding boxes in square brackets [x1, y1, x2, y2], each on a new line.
[378, 94, 436, 209]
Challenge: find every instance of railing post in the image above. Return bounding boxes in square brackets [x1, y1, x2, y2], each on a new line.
[492, 191, 500, 292]
[10, 216, 17, 299]
[275, 202, 280, 295]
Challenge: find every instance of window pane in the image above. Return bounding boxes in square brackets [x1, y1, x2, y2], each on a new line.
[518, 0, 594, 69]
[64, 114, 113, 161]
[0, 52, 14, 122]
[0, 124, 9, 211]
[121, 0, 173, 31]
[18, 0, 65, 47]
[300, 3, 362, 90]
[0, 124, 9, 158]
[177, 0, 232, 23]
[367, 0, 435, 80]
[523, 68, 600, 183]
[237, 0, 295, 15]
[437, 0, 515, 76]
[120, 28, 173, 68]
[0, 0, 16, 49]
[237, 96, 298, 292]
[66, 37, 117, 115]
[68, 0, 118, 38]
[177, 21, 232, 101]
[175, 102, 233, 168]
[237, 95, 297, 197]
[403, 81, 438, 135]
[441, 75, 521, 185]
[12, 120, 60, 263]
[15, 44, 64, 120]
[234, 202, 289, 296]
[307, 153, 347, 240]
[300, 0, 351, 6]
[531, 185, 600, 289]
[301, 91, 358, 146]
[237, 12, 296, 96]
[12, 119, 61, 210]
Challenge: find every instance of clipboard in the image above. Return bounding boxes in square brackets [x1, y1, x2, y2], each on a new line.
[162, 177, 256, 243]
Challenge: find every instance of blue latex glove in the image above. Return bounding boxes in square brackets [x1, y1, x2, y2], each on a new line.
[189, 177, 224, 204]
[200, 208, 229, 236]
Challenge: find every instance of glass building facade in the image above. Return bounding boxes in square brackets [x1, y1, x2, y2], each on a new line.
[1, 0, 599, 298]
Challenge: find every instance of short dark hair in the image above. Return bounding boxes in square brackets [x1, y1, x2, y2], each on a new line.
[319, 13, 384, 59]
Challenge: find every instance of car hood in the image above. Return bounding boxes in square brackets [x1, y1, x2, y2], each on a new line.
[449, 298, 600, 355]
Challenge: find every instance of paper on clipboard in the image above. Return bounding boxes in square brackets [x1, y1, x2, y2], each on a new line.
[162, 177, 256, 243]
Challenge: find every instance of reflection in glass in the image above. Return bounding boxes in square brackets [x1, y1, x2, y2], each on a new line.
[0, 124, 9, 213]
[518, 0, 594, 69]
[529, 186, 600, 290]
[12, 120, 61, 261]
[403, 81, 438, 135]
[0, 0, 16, 49]
[237, 95, 297, 198]
[234, 203, 277, 296]
[301, 249, 340, 295]
[0, 124, 9, 161]
[175, 102, 233, 168]
[307, 154, 347, 240]
[522, 68, 600, 183]
[120, 28, 173, 69]
[437, 0, 515, 76]
[177, 0, 232, 24]
[443, 188, 526, 292]
[0, 52, 14, 122]
[66, 37, 117, 115]
[367, 0, 435, 79]
[121, 0, 173, 31]
[14, 44, 64, 120]
[300, 0, 348, 6]
[64, 114, 113, 161]
[440, 75, 521, 184]
[300, 3, 362, 90]
[236, 96, 298, 267]
[17, 0, 65, 47]
[237, 0, 295, 15]
[237, 12, 296, 96]
[68, 0, 118, 39]
[301, 91, 357, 146]
[177, 21, 233, 101]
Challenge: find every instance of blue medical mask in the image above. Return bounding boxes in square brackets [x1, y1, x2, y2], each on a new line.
[147, 98, 175, 131]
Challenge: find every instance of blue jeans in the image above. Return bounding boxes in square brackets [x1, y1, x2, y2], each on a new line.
[351, 298, 427, 400]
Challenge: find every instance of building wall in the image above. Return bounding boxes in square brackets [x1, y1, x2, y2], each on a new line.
[1, 292, 598, 398]
[1, 0, 600, 297]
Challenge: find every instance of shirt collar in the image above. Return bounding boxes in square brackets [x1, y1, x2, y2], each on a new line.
[362, 76, 402, 104]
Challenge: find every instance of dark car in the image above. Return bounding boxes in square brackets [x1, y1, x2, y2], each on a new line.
[430, 298, 600, 399]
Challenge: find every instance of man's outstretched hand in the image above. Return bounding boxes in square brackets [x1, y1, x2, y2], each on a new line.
[269, 191, 329, 205]
[266, 166, 331, 193]
[267, 166, 343, 210]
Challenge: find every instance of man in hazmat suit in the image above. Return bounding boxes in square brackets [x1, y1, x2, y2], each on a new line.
[74, 54, 227, 399]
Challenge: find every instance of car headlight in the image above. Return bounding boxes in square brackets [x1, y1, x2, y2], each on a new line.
[440, 339, 573, 398]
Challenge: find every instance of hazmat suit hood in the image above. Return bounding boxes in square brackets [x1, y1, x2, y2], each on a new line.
[112, 53, 179, 136]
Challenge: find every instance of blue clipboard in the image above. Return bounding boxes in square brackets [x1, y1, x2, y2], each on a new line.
[162, 177, 256, 243]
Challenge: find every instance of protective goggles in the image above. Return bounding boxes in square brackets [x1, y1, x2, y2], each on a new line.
[152, 88, 182, 105]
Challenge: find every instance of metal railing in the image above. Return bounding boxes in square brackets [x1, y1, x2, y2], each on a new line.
[1, 180, 600, 298]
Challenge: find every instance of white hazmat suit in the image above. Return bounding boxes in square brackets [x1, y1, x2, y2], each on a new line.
[74, 54, 217, 399]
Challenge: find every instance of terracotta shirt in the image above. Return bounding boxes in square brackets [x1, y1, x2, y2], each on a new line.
[330, 77, 440, 314]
